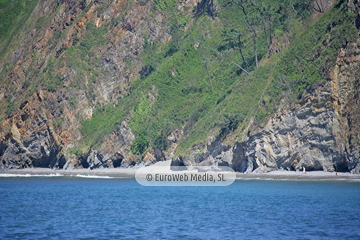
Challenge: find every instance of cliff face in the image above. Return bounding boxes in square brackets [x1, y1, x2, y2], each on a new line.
[0, 0, 172, 169]
[253, 40, 360, 173]
[173, 40, 360, 173]
[332, 43, 360, 173]
[0, 90, 67, 169]
[0, 0, 359, 172]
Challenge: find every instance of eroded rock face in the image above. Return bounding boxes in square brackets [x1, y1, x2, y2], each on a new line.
[0, 90, 67, 170]
[245, 82, 345, 173]
[172, 41, 360, 173]
[0, 0, 171, 170]
[2, 39, 359, 171]
[241, 40, 360, 173]
[171, 139, 247, 172]
[77, 120, 138, 169]
[74, 119, 168, 169]
[332, 43, 360, 172]
[0, 0, 359, 172]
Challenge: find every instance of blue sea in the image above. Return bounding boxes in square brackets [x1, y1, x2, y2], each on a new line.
[1, 177, 360, 239]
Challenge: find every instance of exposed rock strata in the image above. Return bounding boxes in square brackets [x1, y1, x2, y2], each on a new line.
[0, 0, 171, 170]
[174, 41, 360, 173]
[0, 0, 359, 173]
[0, 90, 67, 169]
[1, 38, 359, 172]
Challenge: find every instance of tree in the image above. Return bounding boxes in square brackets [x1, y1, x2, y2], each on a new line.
[221, 28, 248, 70]
[226, 0, 261, 69]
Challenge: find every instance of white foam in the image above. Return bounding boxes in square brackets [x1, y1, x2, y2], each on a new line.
[0, 173, 119, 179]
[73, 174, 114, 179]
[0, 173, 64, 177]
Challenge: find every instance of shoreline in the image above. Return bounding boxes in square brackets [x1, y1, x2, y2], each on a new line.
[1, 168, 360, 181]
[236, 171, 360, 181]
[0, 168, 137, 178]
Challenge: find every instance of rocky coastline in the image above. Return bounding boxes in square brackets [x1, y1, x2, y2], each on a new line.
[0, 0, 359, 174]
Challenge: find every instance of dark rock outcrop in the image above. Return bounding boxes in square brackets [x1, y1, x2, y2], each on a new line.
[173, 40, 360, 173]
[0, 90, 66, 170]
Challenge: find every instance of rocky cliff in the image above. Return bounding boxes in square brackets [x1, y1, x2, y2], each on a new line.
[174, 40, 360, 173]
[0, 0, 359, 172]
[0, 0, 172, 169]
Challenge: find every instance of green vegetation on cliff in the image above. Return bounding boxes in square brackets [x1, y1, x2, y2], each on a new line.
[0, 0, 357, 157]
[80, 0, 357, 155]
[0, 0, 39, 58]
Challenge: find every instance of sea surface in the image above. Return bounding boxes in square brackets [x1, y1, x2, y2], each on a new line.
[1, 176, 360, 239]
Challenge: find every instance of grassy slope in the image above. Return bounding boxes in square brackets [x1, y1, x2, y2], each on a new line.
[0, 0, 41, 120]
[79, 0, 357, 156]
[0, 0, 39, 58]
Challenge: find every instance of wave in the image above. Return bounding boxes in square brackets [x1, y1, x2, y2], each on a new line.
[72, 174, 114, 179]
[0, 173, 127, 179]
[0, 173, 64, 177]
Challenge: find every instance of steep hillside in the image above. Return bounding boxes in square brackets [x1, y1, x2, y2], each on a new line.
[0, 0, 359, 172]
